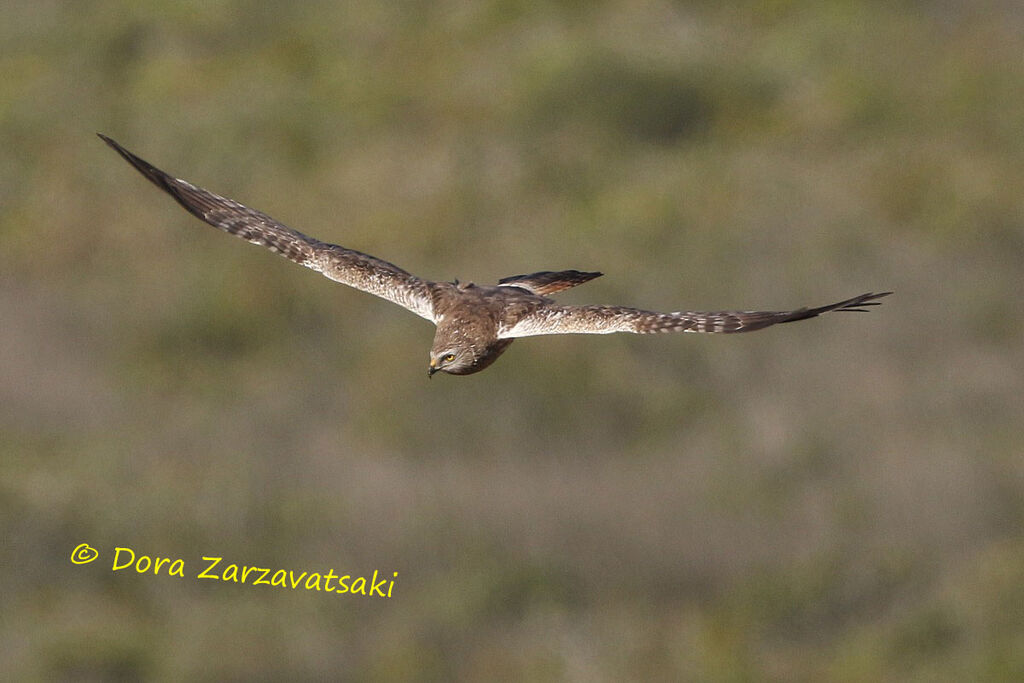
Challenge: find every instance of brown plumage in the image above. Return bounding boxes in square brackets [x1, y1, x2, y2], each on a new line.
[100, 134, 891, 377]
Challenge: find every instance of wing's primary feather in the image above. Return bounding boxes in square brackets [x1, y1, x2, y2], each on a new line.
[98, 134, 436, 322]
[499, 292, 891, 338]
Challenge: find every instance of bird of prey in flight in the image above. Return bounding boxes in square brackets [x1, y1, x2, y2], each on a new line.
[99, 134, 890, 377]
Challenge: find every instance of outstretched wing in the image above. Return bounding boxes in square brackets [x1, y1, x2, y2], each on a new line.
[99, 134, 436, 322]
[499, 292, 891, 338]
[498, 270, 603, 296]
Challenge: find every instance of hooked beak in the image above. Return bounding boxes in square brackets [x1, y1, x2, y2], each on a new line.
[428, 359, 439, 378]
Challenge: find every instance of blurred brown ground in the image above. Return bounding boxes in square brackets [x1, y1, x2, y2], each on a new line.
[2, 1, 1023, 680]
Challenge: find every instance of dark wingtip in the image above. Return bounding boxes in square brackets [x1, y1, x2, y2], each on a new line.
[98, 133, 136, 163]
[97, 133, 173, 188]
[834, 291, 892, 313]
[97, 134, 211, 221]
[97, 133, 122, 151]
[97, 133, 140, 164]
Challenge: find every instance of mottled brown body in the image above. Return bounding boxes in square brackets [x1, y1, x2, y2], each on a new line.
[427, 281, 546, 375]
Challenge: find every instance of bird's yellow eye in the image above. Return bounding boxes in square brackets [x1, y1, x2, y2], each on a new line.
[443, 353, 456, 363]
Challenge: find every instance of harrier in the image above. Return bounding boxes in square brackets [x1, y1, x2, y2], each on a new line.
[99, 134, 890, 377]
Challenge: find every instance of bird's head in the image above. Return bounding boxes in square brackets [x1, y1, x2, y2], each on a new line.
[428, 328, 514, 378]
[428, 346, 478, 376]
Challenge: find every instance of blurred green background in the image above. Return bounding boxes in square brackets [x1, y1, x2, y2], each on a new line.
[2, 0, 1023, 680]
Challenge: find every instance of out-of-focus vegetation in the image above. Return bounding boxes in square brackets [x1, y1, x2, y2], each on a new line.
[2, 0, 1023, 679]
